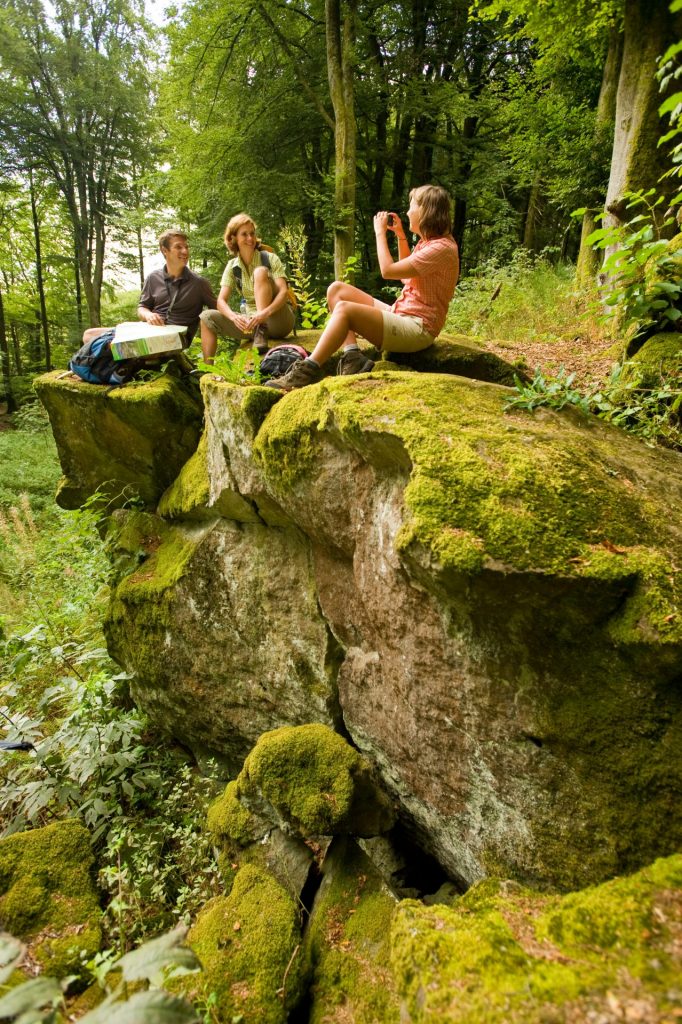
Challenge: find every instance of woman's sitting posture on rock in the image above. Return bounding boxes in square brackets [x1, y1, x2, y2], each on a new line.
[266, 184, 459, 391]
[200, 213, 295, 364]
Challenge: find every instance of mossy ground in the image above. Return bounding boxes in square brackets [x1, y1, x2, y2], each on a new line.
[390, 854, 682, 1022]
[175, 864, 306, 1024]
[0, 819, 101, 978]
[255, 373, 682, 643]
[236, 724, 394, 838]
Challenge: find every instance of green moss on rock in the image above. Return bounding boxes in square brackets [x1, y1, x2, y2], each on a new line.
[207, 780, 268, 848]
[255, 374, 682, 643]
[157, 430, 211, 519]
[391, 854, 682, 1022]
[621, 332, 682, 390]
[0, 820, 101, 978]
[34, 370, 203, 510]
[176, 864, 306, 1023]
[236, 724, 395, 838]
[305, 837, 400, 1023]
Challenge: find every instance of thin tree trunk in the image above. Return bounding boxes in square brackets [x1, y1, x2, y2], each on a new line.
[10, 323, 22, 374]
[326, 0, 357, 279]
[73, 245, 83, 329]
[0, 288, 17, 413]
[29, 167, 51, 370]
[523, 177, 542, 251]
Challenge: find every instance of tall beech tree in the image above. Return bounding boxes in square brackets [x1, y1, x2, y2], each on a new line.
[0, 0, 154, 325]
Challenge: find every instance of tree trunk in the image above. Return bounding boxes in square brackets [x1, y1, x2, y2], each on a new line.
[74, 247, 83, 329]
[0, 288, 16, 413]
[10, 323, 22, 375]
[29, 167, 52, 370]
[603, 0, 682, 238]
[326, 0, 357, 279]
[576, 26, 623, 286]
[523, 177, 542, 251]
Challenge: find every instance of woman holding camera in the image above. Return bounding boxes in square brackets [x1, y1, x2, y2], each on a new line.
[266, 184, 459, 391]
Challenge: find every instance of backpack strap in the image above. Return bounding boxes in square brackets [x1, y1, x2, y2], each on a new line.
[232, 251, 271, 295]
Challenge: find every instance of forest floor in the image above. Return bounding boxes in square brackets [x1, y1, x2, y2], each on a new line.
[482, 332, 618, 389]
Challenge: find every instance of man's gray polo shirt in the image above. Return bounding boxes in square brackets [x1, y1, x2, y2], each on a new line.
[139, 266, 217, 342]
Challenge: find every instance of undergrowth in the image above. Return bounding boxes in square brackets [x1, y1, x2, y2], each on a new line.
[446, 251, 603, 348]
[506, 363, 682, 449]
[0, 428, 223, 957]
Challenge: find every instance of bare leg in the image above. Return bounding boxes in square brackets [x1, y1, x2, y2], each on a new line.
[201, 320, 218, 364]
[310, 300, 385, 365]
[326, 281, 376, 348]
[253, 266, 275, 315]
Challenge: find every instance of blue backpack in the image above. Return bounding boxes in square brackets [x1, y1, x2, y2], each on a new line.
[69, 330, 141, 385]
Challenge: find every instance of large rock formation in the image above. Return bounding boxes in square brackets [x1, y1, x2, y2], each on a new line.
[36, 354, 682, 892]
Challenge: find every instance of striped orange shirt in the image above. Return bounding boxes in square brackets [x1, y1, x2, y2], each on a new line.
[392, 236, 459, 337]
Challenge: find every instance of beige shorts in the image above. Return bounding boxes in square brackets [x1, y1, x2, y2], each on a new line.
[200, 304, 295, 341]
[379, 308, 435, 353]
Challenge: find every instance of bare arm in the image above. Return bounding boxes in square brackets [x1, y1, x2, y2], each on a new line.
[137, 305, 165, 326]
[217, 285, 234, 319]
[374, 212, 420, 280]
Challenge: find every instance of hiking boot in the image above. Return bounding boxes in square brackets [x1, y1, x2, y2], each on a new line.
[252, 324, 269, 356]
[265, 358, 324, 392]
[337, 348, 375, 375]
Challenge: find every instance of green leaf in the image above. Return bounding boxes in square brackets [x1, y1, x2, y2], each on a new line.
[0, 976, 62, 1017]
[115, 926, 199, 983]
[80, 990, 200, 1024]
[0, 934, 25, 986]
[659, 92, 682, 117]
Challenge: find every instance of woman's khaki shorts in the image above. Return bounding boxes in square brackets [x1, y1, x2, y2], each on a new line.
[200, 304, 295, 341]
[379, 310, 435, 352]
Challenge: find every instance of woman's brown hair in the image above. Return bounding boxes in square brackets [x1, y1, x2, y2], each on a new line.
[224, 214, 262, 255]
[410, 185, 452, 239]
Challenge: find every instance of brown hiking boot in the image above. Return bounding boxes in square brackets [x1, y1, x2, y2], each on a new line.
[252, 324, 269, 356]
[337, 348, 375, 375]
[265, 358, 324, 392]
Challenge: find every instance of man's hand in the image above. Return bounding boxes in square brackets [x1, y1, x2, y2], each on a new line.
[138, 307, 165, 326]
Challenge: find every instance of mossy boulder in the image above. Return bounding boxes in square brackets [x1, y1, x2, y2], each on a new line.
[390, 853, 682, 1022]
[620, 332, 682, 389]
[0, 820, 101, 978]
[176, 864, 307, 1023]
[161, 379, 284, 524]
[304, 837, 400, 1023]
[387, 332, 522, 384]
[105, 515, 340, 772]
[253, 373, 682, 888]
[207, 781, 314, 900]
[235, 724, 396, 838]
[34, 370, 203, 510]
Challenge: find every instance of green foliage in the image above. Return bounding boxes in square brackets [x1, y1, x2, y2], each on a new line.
[278, 226, 328, 330]
[504, 363, 682, 450]
[0, 927, 201, 1024]
[505, 367, 593, 413]
[585, 190, 682, 335]
[197, 348, 262, 383]
[0, 480, 222, 955]
[445, 253, 596, 346]
[0, 435, 60, 514]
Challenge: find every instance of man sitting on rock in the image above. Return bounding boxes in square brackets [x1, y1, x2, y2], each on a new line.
[138, 229, 217, 344]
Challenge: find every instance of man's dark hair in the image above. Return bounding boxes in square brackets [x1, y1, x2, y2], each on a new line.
[158, 229, 188, 252]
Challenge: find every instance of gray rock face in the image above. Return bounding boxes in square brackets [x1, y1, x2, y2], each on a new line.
[106, 514, 341, 771]
[38, 365, 682, 890]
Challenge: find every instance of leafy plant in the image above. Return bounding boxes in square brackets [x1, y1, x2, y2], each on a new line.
[583, 189, 682, 336]
[278, 225, 328, 329]
[196, 347, 262, 383]
[504, 367, 592, 414]
[0, 927, 201, 1024]
[504, 363, 682, 450]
